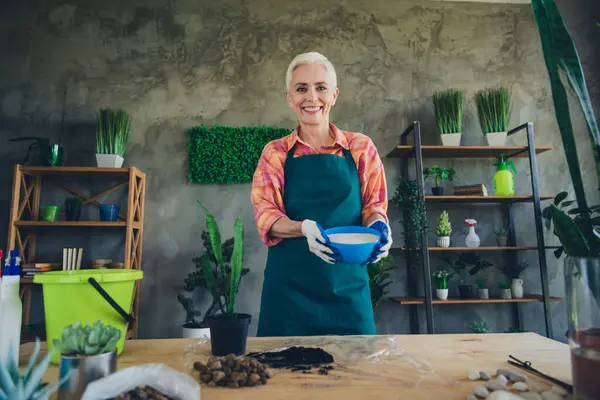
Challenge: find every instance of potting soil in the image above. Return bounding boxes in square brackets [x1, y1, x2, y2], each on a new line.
[246, 346, 334, 371]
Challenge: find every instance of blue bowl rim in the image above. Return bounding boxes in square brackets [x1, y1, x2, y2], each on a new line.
[324, 226, 381, 244]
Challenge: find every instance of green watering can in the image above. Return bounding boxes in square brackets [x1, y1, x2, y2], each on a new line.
[9, 137, 64, 166]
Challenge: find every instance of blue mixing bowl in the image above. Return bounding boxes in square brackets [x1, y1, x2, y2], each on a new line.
[324, 226, 381, 265]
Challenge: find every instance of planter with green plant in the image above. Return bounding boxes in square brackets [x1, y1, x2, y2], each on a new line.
[470, 321, 490, 334]
[496, 260, 529, 299]
[423, 165, 455, 196]
[442, 253, 493, 299]
[96, 109, 132, 168]
[493, 224, 509, 247]
[476, 279, 489, 299]
[65, 196, 84, 221]
[177, 230, 250, 339]
[53, 320, 121, 399]
[432, 269, 453, 300]
[498, 280, 512, 299]
[196, 200, 250, 356]
[474, 87, 511, 146]
[433, 89, 463, 146]
[435, 210, 452, 248]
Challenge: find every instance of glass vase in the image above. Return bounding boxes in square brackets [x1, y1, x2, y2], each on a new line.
[565, 256, 600, 400]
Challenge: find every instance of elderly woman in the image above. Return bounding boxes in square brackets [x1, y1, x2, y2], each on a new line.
[250, 52, 393, 337]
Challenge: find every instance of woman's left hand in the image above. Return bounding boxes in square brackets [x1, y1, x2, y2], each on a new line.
[364, 220, 393, 265]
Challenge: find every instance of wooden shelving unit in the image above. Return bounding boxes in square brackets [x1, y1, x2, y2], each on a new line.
[387, 122, 558, 338]
[6, 164, 146, 340]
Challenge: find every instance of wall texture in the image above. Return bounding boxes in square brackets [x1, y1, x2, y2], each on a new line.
[0, 0, 599, 340]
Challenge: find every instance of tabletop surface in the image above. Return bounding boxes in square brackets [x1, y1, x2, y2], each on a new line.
[19, 332, 572, 400]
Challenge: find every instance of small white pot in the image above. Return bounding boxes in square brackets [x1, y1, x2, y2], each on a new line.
[96, 154, 124, 168]
[500, 288, 512, 299]
[485, 131, 507, 146]
[441, 133, 462, 146]
[436, 288, 448, 300]
[511, 278, 524, 299]
[496, 237, 508, 247]
[182, 326, 211, 339]
[437, 236, 450, 248]
[478, 288, 489, 299]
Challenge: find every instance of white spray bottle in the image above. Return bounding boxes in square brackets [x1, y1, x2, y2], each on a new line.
[465, 219, 480, 248]
[0, 249, 23, 364]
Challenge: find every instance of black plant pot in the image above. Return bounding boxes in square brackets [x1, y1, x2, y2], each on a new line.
[432, 187, 444, 196]
[458, 285, 473, 299]
[65, 199, 83, 221]
[207, 313, 252, 356]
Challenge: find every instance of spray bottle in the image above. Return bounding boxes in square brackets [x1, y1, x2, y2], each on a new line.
[493, 153, 517, 196]
[0, 249, 23, 364]
[465, 219, 481, 248]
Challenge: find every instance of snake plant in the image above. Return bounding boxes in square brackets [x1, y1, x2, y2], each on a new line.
[0, 338, 67, 399]
[53, 321, 121, 356]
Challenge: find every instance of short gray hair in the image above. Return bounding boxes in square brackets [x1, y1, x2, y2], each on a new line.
[285, 52, 337, 91]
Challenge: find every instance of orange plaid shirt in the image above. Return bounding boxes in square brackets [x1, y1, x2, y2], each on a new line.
[250, 123, 389, 246]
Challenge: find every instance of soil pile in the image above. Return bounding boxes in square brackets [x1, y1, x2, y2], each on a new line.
[246, 346, 335, 372]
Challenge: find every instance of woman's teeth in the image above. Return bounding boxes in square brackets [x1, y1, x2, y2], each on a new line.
[303, 107, 321, 112]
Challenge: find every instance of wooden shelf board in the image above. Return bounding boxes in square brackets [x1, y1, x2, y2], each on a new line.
[391, 296, 564, 305]
[386, 145, 552, 159]
[14, 221, 126, 227]
[390, 246, 559, 252]
[20, 166, 131, 176]
[424, 195, 554, 203]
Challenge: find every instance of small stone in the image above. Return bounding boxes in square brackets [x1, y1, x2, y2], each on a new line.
[486, 378, 507, 391]
[467, 395, 478, 400]
[479, 371, 491, 381]
[211, 371, 226, 383]
[550, 385, 568, 397]
[469, 368, 481, 380]
[231, 371, 248, 382]
[519, 393, 543, 400]
[512, 382, 528, 392]
[541, 391, 563, 400]
[497, 368, 528, 383]
[497, 374, 508, 385]
[225, 353, 238, 361]
[207, 360, 222, 370]
[487, 391, 522, 400]
[473, 385, 490, 398]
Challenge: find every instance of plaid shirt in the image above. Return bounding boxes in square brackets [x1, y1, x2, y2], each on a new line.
[250, 123, 389, 247]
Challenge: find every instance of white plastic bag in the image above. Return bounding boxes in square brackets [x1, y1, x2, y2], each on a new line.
[81, 363, 201, 400]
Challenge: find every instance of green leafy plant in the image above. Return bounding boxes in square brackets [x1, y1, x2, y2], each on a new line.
[441, 253, 493, 283]
[53, 321, 121, 356]
[436, 211, 452, 237]
[196, 200, 245, 318]
[476, 279, 487, 289]
[474, 87, 511, 134]
[188, 125, 292, 184]
[469, 321, 490, 334]
[391, 178, 427, 256]
[96, 109, 132, 157]
[499, 280, 511, 290]
[496, 260, 530, 280]
[367, 255, 395, 309]
[493, 224, 508, 237]
[423, 165, 456, 188]
[432, 89, 463, 134]
[0, 338, 68, 399]
[432, 269, 454, 289]
[177, 230, 250, 328]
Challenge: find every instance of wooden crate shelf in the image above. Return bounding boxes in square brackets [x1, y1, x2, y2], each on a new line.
[390, 246, 560, 253]
[391, 296, 564, 305]
[14, 221, 127, 227]
[386, 145, 552, 159]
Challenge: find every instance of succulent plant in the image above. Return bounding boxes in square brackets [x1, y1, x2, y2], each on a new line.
[0, 337, 67, 399]
[53, 320, 121, 356]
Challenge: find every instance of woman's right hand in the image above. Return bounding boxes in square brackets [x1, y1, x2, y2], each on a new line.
[301, 220, 339, 264]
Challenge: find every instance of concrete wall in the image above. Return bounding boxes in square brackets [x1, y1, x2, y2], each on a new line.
[1, 0, 598, 340]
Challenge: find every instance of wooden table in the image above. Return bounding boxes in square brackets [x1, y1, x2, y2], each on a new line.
[19, 333, 573, 399]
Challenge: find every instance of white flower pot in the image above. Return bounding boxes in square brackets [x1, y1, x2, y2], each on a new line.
[485, 131, 507, 146]
[511, 278, 524, 299]
[436, 288, 448, 300]
[441, 133, 462, 146]
[500, 288, 512, 299]
[437, 236, 450, 248]
[96, 154, 124, 168]
[182, 326, 211, 339]
[478, 288, 489, 299]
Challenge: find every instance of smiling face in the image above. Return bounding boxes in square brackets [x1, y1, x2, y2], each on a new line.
[286, 63, 339, 127]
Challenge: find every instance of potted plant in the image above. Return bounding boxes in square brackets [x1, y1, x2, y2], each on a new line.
[496, 260, 529, 299]
[367, 255, 395, 309]
[423, 165, 456, 196]
[53, 320, 121, 399]
[0, 337, 68, 399]
[435, 210, 452, 248]
[96, 108, 132, 168]
[474, 87, 511, 146]
[65, 196, 84, 221]
[499, 281, 512, 299]
[476, 279, 489, 299]
[442, 253, 492, 299]
[196, 200, 251, 356]
[177, 230, 250, 339]
[469, 321, 490, 334]
[493, 224, 509, 246]
[432, 269, 453, 300]
[432, 89, 463, 146]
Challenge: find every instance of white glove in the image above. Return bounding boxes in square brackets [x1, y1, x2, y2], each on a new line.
[301, 220, 338, 264]
[366, 219, 393, 264]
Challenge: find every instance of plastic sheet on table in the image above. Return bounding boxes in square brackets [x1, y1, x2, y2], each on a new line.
[182, 335, 434, 377]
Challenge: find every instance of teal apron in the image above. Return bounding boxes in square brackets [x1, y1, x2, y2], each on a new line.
[256, 143, 376, 336]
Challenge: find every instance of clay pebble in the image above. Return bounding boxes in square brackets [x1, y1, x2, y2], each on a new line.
[519, 392, 543, 400]
[473, 385, 490, 398]
[497, 368, 528, 383]
[469, 368, 481, 381]
[479, 371, 491, 381]
[193, 354, 273, 388]
[512, 382, 528, 392]
[496, 374, 508, 385]
[541, 391, 563, 400]
[486, 378, 507, 391]
[550, 385, 568, 397]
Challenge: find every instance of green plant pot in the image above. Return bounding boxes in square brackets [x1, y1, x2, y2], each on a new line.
[40, 205, 60, 222]
[42, 144, 64, 166]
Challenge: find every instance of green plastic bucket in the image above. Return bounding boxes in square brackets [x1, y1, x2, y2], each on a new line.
[33, 269, 143, 364]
